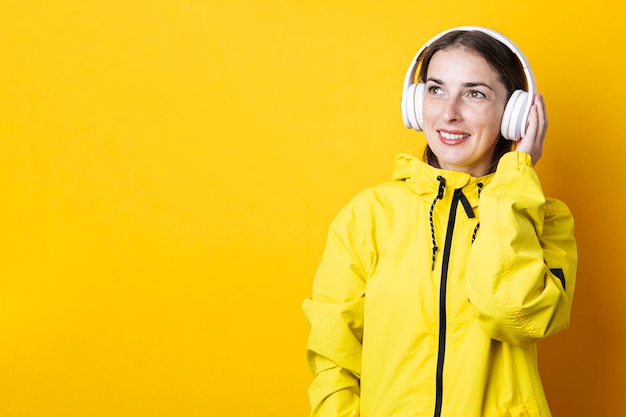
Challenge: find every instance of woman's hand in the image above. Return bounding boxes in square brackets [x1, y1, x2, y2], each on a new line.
[515, 94, 548, 165]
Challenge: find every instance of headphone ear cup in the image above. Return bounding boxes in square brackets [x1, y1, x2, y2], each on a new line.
[406, 84, 418, 130]
[501, 90, 529, 141]
[406, 83, 426, 131]
[413, 83, 426, 131]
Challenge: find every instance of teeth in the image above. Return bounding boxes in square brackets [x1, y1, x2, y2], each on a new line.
[440, 131, 468, 140]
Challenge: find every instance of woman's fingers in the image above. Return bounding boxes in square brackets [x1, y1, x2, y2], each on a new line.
[516, 94, 548, 165]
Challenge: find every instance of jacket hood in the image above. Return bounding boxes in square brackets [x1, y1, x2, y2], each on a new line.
[392, 153, 493, 199]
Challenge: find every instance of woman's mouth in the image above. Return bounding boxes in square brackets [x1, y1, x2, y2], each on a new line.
[438, 130, 470, 144]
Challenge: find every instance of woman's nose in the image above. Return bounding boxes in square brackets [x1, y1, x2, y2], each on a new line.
[442, 98, 463, 122]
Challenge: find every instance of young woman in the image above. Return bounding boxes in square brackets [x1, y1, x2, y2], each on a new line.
[303, 27, 577, 417]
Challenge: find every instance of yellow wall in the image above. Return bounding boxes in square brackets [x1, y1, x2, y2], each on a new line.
[0, 1, 622, 416]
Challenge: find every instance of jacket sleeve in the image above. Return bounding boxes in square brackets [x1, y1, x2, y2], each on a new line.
[465, 151, 578, 346]
[302, 203, 374, 417]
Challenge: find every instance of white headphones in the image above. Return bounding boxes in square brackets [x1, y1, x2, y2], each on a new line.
[400, 26, 537, 141]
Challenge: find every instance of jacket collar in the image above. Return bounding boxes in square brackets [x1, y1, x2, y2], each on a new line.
[392, 153, 493, 205]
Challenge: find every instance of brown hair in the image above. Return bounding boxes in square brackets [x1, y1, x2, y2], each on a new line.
[417, 30, 527, 174]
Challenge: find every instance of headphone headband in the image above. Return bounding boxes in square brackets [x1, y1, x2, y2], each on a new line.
[401, 26, 537, 140]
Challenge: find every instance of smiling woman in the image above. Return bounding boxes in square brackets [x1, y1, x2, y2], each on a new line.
[303, 26, 577, 417]
[421, 47, 510, 176]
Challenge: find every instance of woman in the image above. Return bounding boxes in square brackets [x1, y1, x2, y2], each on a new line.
[303, 27, 577, 417]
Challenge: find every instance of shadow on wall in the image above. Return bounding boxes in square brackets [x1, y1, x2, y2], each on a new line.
[537, 101, 620, 416]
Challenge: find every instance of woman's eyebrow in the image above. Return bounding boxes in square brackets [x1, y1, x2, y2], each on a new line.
[426, 78, 494, 91]
[463, 81, 494, 91]
[426, 77, 444, 84]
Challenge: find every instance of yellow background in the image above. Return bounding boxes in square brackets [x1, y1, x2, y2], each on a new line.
[0, 1, 623, 416]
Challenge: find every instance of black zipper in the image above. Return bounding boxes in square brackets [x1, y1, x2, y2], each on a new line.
[433, 188, 474, 417]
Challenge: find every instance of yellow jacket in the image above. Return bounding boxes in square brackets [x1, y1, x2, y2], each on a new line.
[303, 152, 577, 417]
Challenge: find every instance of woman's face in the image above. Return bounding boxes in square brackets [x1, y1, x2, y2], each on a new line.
[422, 46, 508, 177]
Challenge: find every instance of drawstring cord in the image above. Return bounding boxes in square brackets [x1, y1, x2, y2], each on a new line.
[429, 176, 446, 270]
[471, 182, 483, 244]
[430, 179, 483, 269]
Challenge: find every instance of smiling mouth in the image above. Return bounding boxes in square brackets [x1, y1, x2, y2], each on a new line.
[439, 131, 470, 140]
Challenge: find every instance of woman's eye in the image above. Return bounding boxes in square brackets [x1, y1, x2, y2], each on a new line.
[468, 90, 486, 99]
[427, 86, 443, 95]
